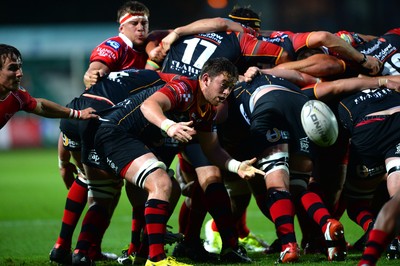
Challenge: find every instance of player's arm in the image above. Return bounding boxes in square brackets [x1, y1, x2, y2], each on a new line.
[314, 75, 400, 101]
[57, 133, 77, 189]
[161, 17, 245, 52]
[83, 61, 110, 88]
[274, 53, 346, 78]
[32, 98, 98, 120]
[244, 66, 318, 87]
[140, 91, 196, 143]
[307, 31, 381, 75]
[197, 130, 265, 180]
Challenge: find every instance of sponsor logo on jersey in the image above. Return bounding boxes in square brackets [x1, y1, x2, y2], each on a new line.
[105, 40, 121, 50]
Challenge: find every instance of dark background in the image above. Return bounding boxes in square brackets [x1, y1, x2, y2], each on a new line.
[1, 0, 397, 35]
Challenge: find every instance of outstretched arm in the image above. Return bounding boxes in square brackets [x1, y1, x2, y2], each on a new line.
[161, 17, 246, 52]
[197, 131, 265, 180]
[33, 98, 98, 120]
[308, 31, 382, 75]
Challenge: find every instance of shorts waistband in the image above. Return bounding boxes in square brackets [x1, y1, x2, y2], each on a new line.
[355, 115, 390, 127]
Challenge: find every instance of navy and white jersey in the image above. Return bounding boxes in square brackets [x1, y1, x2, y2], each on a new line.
[82, 68, 174, 105]
[357, 28, 400, 76]
[233, 73, 303, 121]
[338, 88, 400, 132]
[161, 31, 284, 77]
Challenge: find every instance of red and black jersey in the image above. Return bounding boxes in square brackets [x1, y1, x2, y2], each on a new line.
[89, 33, 148, 71]
[0, 87, 37, 129]
[100, 76, 216, 142]
[161, 31, 283, 76]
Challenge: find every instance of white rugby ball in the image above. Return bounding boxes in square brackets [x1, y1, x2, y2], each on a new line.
[300, 100, 338, 147]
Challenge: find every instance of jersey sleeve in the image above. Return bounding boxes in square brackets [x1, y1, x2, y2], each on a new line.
[157, 78, 196, 111]
[18, 88, 37, 112]
[237, 32, 284, 66]
[89, 38, 124, 70]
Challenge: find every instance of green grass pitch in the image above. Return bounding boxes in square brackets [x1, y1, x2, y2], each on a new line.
[0, 148, 398, 265]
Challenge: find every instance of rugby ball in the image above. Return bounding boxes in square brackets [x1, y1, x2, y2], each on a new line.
[300, 100, 338, 147]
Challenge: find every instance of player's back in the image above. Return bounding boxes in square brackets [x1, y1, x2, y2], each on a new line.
[161, 31, 242, 78]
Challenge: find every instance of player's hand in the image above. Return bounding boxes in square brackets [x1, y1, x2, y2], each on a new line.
[79, 107, 99, 120]
[237, 157, 265, 180]
[83, 69, 107, 88]
[59, 162, 77, 189]
[166, 121, 196, 143]
[243, 66, 261, 82]
[148, 45, 167, 63]
[363, 55, 382, 75]
[161, 30, 180, 53]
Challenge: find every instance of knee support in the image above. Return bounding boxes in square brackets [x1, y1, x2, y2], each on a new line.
[88, 178, 123, 199]
[290, 171, 312, 189]
[258, 152, 289, 177]
[132, 158, 167, 189]
[386, 159, 400, 177]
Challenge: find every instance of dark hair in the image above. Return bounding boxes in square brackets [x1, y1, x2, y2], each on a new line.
[0, 44, 22, 69]
[228, 6, 261, 30]
[200, 57, 238, 84]
[117, 1, 150, 22]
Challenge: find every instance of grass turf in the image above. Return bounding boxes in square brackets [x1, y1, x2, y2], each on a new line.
[0, 148, 398, 265]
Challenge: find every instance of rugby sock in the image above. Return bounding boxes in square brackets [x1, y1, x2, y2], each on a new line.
[299, 191, 331, 232]
[56, 178, 88, 249]
[178, 201, 190, 235]
[183, 181, 207, 243]
[237, 210, 251, 239]
[145, 199, 169, 261]
[204, 182, 238, 250]
[128, 205, 145, 255]
[267, 189, 297, 247]
[254, 193, 272, 220]
[347, 199, 375, 231]
[75, 204, 109, 255]
[358, 229, 391, 266]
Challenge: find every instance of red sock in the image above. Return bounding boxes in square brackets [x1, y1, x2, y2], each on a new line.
[268, 189, 296, 246]
[145, 199, 169, 261]
[358, 229, 391, 266]
[56, 178, 88, 249]
[237, 211, 250, 239]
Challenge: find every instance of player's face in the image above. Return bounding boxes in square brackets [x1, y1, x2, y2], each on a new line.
[120, 18, 149, 47]
[0, 55, 22, 92]
[203, 73, 234, 106]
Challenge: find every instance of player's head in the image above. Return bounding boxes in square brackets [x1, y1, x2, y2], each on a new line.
[228, 6, 261, 32]
[200, 58, 238, 105]
[117, 1, 150, 46]
[0, 44, 22, 70]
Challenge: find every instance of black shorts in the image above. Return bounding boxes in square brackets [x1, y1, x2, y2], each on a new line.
[350, 112, 400, 173]
[66, 96, 114, 169]
[59, 119, 81, 151]
[95, 124, 153, 176]
[248, 90, 313, 158]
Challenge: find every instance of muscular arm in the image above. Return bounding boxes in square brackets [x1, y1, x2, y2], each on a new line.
[32, 98, 98, 120]
[140, 91, 196, 142]
[274, 54, 346, 78]
[307, 31, 381, 75]
[161, 17, 245, 52]
[314, 75, 400, 101]
[197, 130, 265, 179]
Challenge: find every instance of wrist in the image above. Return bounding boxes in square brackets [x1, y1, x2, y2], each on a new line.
[378, 78, 388, 88]
[69, 109, 81, 119]
[173, 28, 181, 37]
[358, 53, 367, 65]
[161, 119, 176, 134]
[226, 159, 241, 173]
